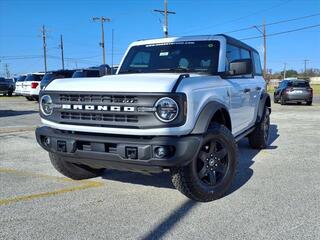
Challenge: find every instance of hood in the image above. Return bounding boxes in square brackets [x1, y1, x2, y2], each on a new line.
[44, 73, 199, 93]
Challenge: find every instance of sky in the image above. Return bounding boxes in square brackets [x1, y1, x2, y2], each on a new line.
[0, 0, 319, 76]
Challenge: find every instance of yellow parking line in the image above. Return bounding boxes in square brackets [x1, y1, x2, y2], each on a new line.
[0, 167, 104, 206]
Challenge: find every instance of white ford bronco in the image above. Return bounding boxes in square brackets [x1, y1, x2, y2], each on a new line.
[36, 34, 271, 202]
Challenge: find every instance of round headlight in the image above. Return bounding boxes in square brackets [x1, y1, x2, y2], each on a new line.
[155, 97, 179, 122]
[40, 95, 53, 116]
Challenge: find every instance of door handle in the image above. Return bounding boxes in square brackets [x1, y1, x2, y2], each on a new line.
[256, 87, 262, 91]
[243, 88, 251, 93]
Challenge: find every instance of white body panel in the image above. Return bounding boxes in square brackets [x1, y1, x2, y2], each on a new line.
[21, 81, 41, 96]
[41, 35, 266, 137]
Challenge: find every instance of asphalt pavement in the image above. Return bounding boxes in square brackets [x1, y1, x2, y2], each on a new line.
[0, 95, 319, 240]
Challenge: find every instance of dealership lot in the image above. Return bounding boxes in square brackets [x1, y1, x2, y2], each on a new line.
[0, 96, 319, 240]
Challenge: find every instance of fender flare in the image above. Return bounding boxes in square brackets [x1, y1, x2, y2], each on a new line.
[256, 92, 271, 123]
[191, 101, 231, 134]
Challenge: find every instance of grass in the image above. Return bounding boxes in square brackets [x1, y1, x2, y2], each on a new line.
[267, 84, 320, 96]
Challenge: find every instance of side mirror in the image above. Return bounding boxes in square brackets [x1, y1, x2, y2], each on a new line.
[228, 59, 252, 76]
[99, 64, 112, 76]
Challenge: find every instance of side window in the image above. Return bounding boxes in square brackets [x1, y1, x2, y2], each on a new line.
[226, 44, 240, 71]
[130, 52, 150, 68]
[253, 52, 263, 75]
[240, 48, 250, 59]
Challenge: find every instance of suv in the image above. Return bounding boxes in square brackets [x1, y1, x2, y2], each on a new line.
[14, 75, 27, 95]
[274, 79, 313, 105]
[0, 77, 15, 96]
[21, 73, 45, 101]
[36, 35, 271, 202]
[40, 70, 76, 90]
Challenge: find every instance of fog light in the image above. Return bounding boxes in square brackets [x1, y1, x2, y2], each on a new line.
[43, 136, 51, 147]
[154, 146, 169, 159]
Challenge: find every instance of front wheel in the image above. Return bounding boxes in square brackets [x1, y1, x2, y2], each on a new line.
[171, 123, 238, 202]
[280, 95, 286, 105]
[49, 153, 105, 180]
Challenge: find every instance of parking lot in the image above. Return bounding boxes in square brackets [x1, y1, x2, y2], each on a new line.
[0, 96, 319, 240]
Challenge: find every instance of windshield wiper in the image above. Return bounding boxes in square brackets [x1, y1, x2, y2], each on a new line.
[155, 67, 191, 73]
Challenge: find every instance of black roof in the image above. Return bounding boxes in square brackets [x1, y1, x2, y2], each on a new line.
[214, 34, 259, 54]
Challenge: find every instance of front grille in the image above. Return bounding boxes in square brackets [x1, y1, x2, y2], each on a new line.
[60, 94, 137, 104]
[61, 112, 138, 123]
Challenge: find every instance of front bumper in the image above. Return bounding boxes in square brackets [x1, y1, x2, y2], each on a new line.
[36, 126, 202, 173]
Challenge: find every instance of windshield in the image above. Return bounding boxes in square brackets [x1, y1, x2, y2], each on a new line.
[25, 74, 43, 81]
[118, 41, 220, 74]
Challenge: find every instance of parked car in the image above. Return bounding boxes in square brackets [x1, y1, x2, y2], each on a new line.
[21, 73, 45, 101]
[40, 70, 75, 90]
[36, 34, 271, 202]
[14, 75, 27, 95]
[0, 77, 15, 96]
[274, 79, 313, 105]
[72, 68, 100, 78]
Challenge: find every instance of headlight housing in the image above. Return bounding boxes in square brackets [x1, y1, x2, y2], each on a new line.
[155, 97, 179, 122]
[40, 95, 53, 116]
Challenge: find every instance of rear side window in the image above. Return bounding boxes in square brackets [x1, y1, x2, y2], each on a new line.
[226, 45, 240, 70]
[253, 52, 263, 75]
[240, 49, 250, 59]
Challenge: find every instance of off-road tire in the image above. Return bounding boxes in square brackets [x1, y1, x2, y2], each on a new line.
[248, 107, 270, 149]
[170, 123, 238, 202]
[49, 152, 105, 180]
[8, 91, 13, 96]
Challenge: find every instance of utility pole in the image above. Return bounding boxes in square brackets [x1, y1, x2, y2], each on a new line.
[254, 19, 267, 79]
[41, 25, 47, 73]
[93, 16, 111, 65]
[304, 59, 309, 75]
[283, 63, 287, 79]
[111, 29, 114, 74]
[154, 0, 176, 38]
[5, 63, 10, 78]
[59, 34, 65, 70]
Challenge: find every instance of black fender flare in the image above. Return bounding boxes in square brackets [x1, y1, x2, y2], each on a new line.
[191, 101, 231, 134]
[256, 91, 271, 123]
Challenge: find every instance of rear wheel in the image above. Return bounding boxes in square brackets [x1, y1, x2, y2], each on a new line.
[8, 91, 13, 96]
[171, 123, 238, 202]
[306, 100, 312, 106]
[248, 106, 270, 149]
[273, 95, 278, 103]
[280, 95, 286, 105]
[49, 153, 105, 180]
[25, 96, 33, 101]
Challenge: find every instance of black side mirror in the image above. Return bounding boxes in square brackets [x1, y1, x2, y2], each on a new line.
[229, 59, 252, 76]
[99, 64, 112, 76]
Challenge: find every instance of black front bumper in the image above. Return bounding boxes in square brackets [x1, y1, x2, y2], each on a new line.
[36, 126, 202, 173]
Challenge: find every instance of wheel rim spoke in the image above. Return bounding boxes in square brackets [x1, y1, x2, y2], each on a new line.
[199, 151, 207, 163]
[208, 171, 217, 186]
[210, 141, 217, 153]
[198, 166, 207, 179]
[216, 148, 227, 160]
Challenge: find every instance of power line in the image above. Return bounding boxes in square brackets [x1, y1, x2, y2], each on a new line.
[240, 24, 320, 40]
[225, 12, 320, 34]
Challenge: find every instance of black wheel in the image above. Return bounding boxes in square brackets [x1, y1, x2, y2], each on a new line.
[8, 91, 13, 96]
[171, 123, 238, 202]
[273, 95, 278, 103]
[280, 95, 286, 105]
[49, 153, 105, 180]
[248, 107, 270, 149]
[306, 101, 312, 106]
[25, 96, 33, 101]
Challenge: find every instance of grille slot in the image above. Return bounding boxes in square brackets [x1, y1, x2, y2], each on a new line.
[61, 112, 138, 123]
[60, 94, 137, 103]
